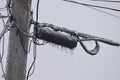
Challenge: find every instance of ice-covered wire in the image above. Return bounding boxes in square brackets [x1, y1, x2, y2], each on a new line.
[37, 23, 120, 55]
[39, 23, 120, 46]
[14, 22, 34, 38]
[26, 43, 36, 80]
[63, 0, 120, 12]
[1, 33, 5, 63]
[10, 20, 35, 55]
[64, 0, 120, 18]
[90, 0, 120, 18]
[0, 5, 11, 75]
[0, 24, 9, 41]
[91, 0, 120, 3]
[0, 13, 6, 78]
[0, 13, 6, 57]
[86, 6, 120, 18]
[77, 37, 100, 55]
[16, 24, 34, 79]
[0, 13, 8, 40]
[0, 35, 5, 78]
[18, 30, 33, 54]
[26, 0, 40, 80]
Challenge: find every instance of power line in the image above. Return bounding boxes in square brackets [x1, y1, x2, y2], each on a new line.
[39, 23, 120, 46]
[86, 6, 120, 18]
[36, 23, 120, 55]
[77, 37, 100, 55]
[91, 0, 120, 3]
[63, 0, 120, 12]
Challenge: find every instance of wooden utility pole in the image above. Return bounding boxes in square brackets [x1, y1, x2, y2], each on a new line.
[5, 0, 32, 80]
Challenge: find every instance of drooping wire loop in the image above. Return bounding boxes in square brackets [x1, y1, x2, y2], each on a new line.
[77, 37, 100, 55]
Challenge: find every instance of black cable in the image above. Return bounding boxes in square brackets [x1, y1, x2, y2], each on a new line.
[26, 40, 37, 80]
[63, 0, 120, 18]
[1, 35, 5, 62]
[0, 36, 5, 76]
[28, 40, 33, 53]
[87, 6, 120, 18]
[0, 13, 5, 55]
[18, 30, 29, 54]
[0, 36, 5, 77]
[91, 0, 120, 3]
[63, 0, 120, 12]
[0, 15, 5, 74]
[0, 60, 5, 77]
[26, 0, 40, 80]
[36, 0, 40, 22]
[26, 43, 36, 78]
[77, 37, 100, 55]
[26, 56, 35, 77]
[17, 28, 34, 80]
[0, 13, 6, 77]
[16, 24, 34, 54]
[0, 13, 5, 57]
[17, 25, 34, 80]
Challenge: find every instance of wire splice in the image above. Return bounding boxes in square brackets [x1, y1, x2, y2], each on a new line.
[36, 22, 120, 55]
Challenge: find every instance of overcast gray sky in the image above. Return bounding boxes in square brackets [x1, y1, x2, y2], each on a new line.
[0, 0, 120, 80]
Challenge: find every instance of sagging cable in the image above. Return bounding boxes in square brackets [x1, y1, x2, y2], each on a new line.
[63, 0, 120, 12]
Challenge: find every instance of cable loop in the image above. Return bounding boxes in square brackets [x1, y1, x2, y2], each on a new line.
[77, 37, 100, 55]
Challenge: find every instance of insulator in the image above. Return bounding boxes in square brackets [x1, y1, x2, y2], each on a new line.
[36, 27, 77, 49]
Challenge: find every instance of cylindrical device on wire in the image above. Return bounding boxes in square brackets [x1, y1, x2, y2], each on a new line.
[36, 27, 77, 49]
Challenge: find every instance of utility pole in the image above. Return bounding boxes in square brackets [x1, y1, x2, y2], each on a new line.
[2, 0, 119, 80]
[5, 0, 32, 80]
